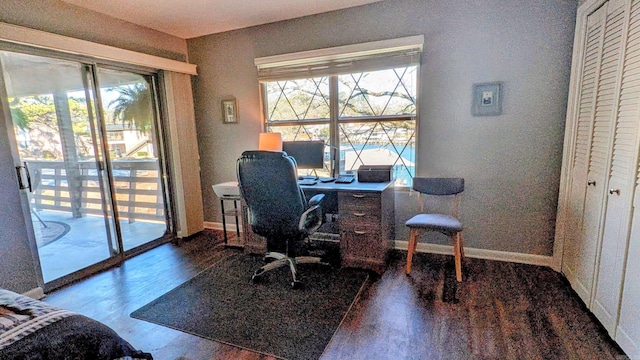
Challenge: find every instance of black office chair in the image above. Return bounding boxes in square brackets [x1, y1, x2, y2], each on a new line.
[237, 150, 327, 288]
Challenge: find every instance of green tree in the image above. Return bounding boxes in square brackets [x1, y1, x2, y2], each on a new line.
[9, 98, 28, 130]
[108, 83, 152, 134]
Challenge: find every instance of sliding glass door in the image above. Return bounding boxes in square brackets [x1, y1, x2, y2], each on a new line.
[0, 50, 171, 286]
[96, 68, 169, 251]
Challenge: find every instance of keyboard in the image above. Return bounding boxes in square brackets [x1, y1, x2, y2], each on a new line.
[334, 174, 355, 184]
[319, 177, 335, 183]
[298, 178, 318, 186]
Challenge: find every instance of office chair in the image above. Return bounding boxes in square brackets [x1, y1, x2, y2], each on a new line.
[405, 177, 465, 282]
[237, 150, 327, 288]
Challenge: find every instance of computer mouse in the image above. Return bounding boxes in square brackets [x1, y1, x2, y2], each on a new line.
[298, 176, 304, 180]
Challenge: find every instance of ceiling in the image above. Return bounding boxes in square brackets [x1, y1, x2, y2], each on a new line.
[61, 0, 384, 39]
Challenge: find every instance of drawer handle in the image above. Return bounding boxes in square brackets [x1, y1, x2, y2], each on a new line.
[352, 193, 366, 198]
[609, 188, 620, 195]
[352, 212, 366, 217]
[354, 230, 368, 235]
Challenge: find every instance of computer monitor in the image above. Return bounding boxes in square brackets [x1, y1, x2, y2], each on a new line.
[282, 140, 325, 169]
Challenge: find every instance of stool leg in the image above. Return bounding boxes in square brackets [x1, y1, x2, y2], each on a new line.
[406, 228, 418, 275]
[221, 199, 228, 244]
[233, 200, 240, 237]
[454, 232, 463, 282]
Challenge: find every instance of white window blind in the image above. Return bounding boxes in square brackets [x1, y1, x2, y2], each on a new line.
[254, 35, 423, 81]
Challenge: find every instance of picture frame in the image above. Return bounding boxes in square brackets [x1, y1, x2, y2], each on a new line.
[221, 98, 238, 124]
[471, 82, 502, 116]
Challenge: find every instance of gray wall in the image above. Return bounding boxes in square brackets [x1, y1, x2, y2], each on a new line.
[189, 0, 578, 256]
[0, 115, 40, 293]
[0, 0, 188, 292]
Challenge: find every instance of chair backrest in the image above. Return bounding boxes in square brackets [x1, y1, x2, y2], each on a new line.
[236, 150, 308, 239]
[412, 177, 464, 216]
[412, 177, 464, 195]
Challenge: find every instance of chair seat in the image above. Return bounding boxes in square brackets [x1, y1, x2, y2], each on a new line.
[405, 213, 463, 234]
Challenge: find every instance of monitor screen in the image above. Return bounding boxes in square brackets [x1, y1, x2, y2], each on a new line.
[282, 140, 325, 169]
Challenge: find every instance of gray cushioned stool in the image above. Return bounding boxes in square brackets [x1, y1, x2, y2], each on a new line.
[405, 177, 465, 281]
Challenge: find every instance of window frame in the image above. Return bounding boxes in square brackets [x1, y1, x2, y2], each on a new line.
[256, 37, 423, 188]
[262, 66, 418, 187]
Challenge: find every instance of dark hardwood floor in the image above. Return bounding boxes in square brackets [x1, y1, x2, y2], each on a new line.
[43, 230, 626, 360]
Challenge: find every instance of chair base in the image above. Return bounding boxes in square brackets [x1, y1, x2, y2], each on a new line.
[405, 229, 464, 282]
[252, 252, 329, 288]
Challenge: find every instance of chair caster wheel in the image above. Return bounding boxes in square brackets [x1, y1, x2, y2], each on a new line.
[291, 280, 302, 289]
[251, 274, 260, 283]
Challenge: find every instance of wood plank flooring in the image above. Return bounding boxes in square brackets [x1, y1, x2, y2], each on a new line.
[43, 230, 626, 360]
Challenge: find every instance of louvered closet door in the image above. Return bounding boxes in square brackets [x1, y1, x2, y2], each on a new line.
[580, 0, 629, 309]
[616, 161, 640, 359]
[562, 2, 613, 304]
[593, 0, 640, 337]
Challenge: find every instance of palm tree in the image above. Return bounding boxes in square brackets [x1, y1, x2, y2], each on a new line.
[108, 83, 153, 134]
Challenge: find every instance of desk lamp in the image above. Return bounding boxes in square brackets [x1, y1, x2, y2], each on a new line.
[258, 132, 283, 151]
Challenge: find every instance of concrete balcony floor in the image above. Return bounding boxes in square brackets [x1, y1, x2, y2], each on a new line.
[33, 209, 167, 283]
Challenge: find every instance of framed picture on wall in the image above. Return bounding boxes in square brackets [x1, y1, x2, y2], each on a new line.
[222, 98, 238, 124]
[471, 82, 502, 116]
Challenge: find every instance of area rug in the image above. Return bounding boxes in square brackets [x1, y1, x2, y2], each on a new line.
[33, 220, 70, 247]
[131, 253, 369, 360]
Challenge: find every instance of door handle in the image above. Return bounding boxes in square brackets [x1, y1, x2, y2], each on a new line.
[24, 162, 32, 193]
[609, 188, 620, 195]
[15, 162, 33, 192]
[587, 180, 596, 186]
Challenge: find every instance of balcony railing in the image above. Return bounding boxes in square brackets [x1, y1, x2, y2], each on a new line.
[29, 159, 165, 223]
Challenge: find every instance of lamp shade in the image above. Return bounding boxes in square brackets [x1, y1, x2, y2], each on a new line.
[258, 132, 283, 151]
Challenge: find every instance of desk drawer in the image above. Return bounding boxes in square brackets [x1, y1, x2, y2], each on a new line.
[341, 230, 386, 269]
[339, 214, 380, 231]
[339, 192, 381, 215]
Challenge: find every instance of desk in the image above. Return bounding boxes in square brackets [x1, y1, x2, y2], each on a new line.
[241, 180, 395, 274]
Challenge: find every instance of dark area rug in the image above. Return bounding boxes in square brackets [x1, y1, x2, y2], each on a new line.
[131, 253, 369, 360]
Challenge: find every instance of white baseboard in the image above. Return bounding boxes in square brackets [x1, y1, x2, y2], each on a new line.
[394, 240, 554, 268]
[23, 287, 45, 299]
[205, 222, 554, 268]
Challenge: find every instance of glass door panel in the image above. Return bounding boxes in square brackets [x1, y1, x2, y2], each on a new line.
[96, 68, 168, 250]
[0, 51, 118, 283]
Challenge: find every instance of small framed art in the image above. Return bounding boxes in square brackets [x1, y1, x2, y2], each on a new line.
[222, 98, 238, 124]
[471, 82, 502, 116]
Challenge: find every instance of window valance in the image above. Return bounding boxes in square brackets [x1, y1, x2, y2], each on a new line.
[254, 35, 423, 81]
[0, 22, 197, 75]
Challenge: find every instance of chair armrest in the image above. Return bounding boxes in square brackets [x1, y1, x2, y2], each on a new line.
[308, 194, 325, 207]
[299, 204, 323, 234]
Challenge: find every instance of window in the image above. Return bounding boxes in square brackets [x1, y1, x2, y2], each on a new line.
[257, 36, 422, 187]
